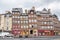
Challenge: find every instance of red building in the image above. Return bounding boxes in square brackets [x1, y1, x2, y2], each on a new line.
[12, 8, 23, 36]
[11, 7, 60, 37]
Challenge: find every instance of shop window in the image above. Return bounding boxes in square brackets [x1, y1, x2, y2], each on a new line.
[34, 31, 36, 33]
[42, 33, 45, 35]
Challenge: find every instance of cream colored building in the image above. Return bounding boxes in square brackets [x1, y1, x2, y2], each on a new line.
[0, 14, 5, 31]
[0, 11, 12, 32]
[0, 14, 1, 31]
[4, 11, 12, 32]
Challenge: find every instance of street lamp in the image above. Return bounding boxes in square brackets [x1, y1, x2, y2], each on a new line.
[2, 27, 4, 38]
[2, 27, 4, 33]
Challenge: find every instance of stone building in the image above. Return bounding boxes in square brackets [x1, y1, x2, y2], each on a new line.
[11, 7, 60, 37]
[0, 7, 60, 37]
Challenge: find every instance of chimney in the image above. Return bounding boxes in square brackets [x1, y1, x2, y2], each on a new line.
[5, 11, 10, 13]
[25, 9, 28, 13]
[48, 9, 51, 13]
[32, 6, 35, 10]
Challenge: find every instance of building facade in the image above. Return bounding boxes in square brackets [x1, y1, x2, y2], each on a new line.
[11, 7, 60, 37]
[4, 11, 12, 32]
[0, 7, 60, 37]
[12, 8, 23, 36]
[0, 14, 5, 31]
[0, 11, 12, 33]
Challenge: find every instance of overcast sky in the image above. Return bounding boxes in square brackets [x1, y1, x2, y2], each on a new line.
[0, 0, 60, 20]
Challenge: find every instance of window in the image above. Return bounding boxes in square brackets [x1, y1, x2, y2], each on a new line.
[42, 21, 53, 24]
[31, 12, 33, 14]
[7, 27, 8, 30]
[25, 21, 28, 23]
[34, 24, 37, 27]
[23, 21, 27, 23]
[41, 26, 47, 29]
[32, 20, 34, 22]
[17, 12, 19, 14]
[42, 17, 44, 19]
[21, 26, 28, 28]
[13, 16, 14, 18]
[29, 25, 32, 28]
[12, 12, 15, 14]
[7, 15, 9, 17]
[44, 22, 47, 24]
[13, 21, 15, 23]
[41, 26, 44, 29]
[23, 16, 25, 18]
[34, 15, 36, 17]
[48, 26, 50, 29]
[15, 21, 17, 23]
[41, 26, 53, 29]
[29, 19, 35, 22]
[50, 26, 53, 29]
[24, 26, 25, 28]
[25, 16, 28, 18]
[42, 22, 44, 24]
[31, 15, 34, 17]
[18, 21, 20, 23]
[29, 15, 31, 17]
[29, 15, 34, 17]
[50, 22, 53, 24]
[26, 26, 28, 28]
[7, 23, 9, 25]
[29, 20, 32, 22]
[15, 12, 17, 14]
[21, 21, 23, 23]
[18, 16, 20, 18]
[20, 16, 22, 18]
[14, 16, 17, 18]
[21, 26, 23, 28]
[34, 20, 37, 22]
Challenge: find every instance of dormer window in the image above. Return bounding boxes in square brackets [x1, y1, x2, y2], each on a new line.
[7, 15, 9, 17]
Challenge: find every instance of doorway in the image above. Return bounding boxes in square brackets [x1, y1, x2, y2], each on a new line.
[30, 30, 33, 34]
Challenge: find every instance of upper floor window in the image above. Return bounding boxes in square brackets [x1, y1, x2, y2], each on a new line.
[41, 26, 53, 29]
[13, 16, 14, 18]
[17, 21, 20, 23]
[15, 16, 18, 18]
[18, 16, 20, 18]
[31, 12, 34, 14]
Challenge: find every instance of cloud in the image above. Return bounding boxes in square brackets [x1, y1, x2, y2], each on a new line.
[0, 0, 60, 20]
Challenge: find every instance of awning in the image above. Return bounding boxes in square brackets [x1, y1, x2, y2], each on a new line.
[38, 30, 44, 32]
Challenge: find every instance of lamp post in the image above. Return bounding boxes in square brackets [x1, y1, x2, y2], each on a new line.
[2, 27, 4, 33]
[2, 27, 4, 38]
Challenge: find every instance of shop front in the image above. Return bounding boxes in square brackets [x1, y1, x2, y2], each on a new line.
[29, 29, 38, 37]
[38, 30, 44, 36]
[20, 30, 29, 37]
[12, 30, 21, 36]
[54, 31, 59, 36]
[38, 30, 54, 36]
[33, 29, 38, 36]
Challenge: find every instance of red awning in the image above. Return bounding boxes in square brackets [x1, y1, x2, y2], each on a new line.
[38, 30, 44, 32]
[38, 30, 54, 33]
